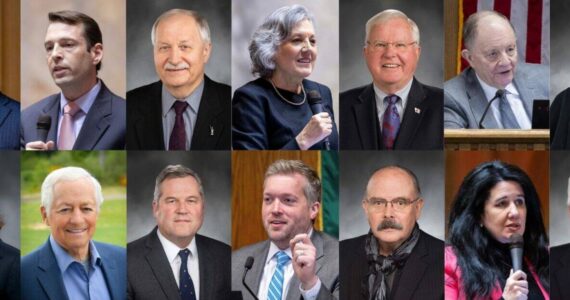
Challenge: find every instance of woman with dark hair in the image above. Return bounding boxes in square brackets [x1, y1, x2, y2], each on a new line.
[445, 161, 549, 300]
[232, 5, 339, 150]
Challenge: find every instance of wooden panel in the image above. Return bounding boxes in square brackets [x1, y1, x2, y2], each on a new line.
[0, 0, 20, 100]
[231, 151, 319, 250]
[445, 129, 550, 151]
[444, 0, 459, 81]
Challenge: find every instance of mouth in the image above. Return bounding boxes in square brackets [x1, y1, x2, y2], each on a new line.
[174, 219, 190, 223]
[52, 66, 69, 76]
[268, 220, 287, 227]
[66, 228, 87, 234]
[505, 223, 521, 231]
[382, 63, 401, 69]
[297, 57, 312, 64]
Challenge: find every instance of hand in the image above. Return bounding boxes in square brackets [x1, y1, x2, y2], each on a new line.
[25, 141, 55, 151]
[502, 269, 528, 300]
[296, 112, 333, 150]
[289, 233, 318, 290]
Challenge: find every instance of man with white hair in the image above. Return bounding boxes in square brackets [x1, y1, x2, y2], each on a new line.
[127, 9, 231, 150]
[340, 9, 443, 150]
[551, 177, 570, 299]
[21, 167, 126, 300]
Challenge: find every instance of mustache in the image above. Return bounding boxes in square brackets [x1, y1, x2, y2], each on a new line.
[377, 219, 403, 231]
[164, 62, 190, 70]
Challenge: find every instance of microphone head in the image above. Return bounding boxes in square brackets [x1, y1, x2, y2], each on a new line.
[245, 256, 254, 270]
[307, 90, 322, 105]
[509, 233, 524, 248]
[37, 115, 52, 130]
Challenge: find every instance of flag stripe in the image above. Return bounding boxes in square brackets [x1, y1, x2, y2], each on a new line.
[494, 0, 512, 18]
[526, 0, 543, 63]
[511, 0, 529, 61]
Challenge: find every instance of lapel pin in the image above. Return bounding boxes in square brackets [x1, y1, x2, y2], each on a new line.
[210, 126, 214, 136]
[414, 107, 421, 114]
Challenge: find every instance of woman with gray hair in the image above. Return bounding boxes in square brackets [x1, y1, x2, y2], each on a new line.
[232, 5, 339, 150]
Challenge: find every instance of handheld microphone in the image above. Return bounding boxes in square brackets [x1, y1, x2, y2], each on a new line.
[36, 115, 52, 142]
[307, 90, 330, 150]
[242, 257, 259, 300]
[509, 233, 524, 272]
[478, 89, 505, 129]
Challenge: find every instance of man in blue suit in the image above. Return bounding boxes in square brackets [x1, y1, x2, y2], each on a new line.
[21, 167, 126, 300]
[20, 10, 125, 150]
[0, 92, 19, 150]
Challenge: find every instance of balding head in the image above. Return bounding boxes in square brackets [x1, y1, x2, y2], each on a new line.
[366, 165, 421, 199]
[463, 10, 515, 50]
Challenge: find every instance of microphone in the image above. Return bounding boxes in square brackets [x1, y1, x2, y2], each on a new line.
[36, 115, 52, 142]
[242, 257, 259, 300]
[509, 233, 524, 272]
[307, 90, 330, 150]
[478, 89, 505, 129]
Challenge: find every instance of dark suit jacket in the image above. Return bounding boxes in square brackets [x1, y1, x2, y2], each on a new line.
[127, 228, 231, 300]
[231, 230, 339, 300]
[20, 81, 126, 150]
[340, 78, 443, 150]
[0, 239, 19, 300]
[340, 230, 443, 300]
[551, 243, 570, 299]
[21, 239, 126, 300]
[550, 88, 570, 149]
[0, 93, 20, 150]
[127, 76, 231, 150]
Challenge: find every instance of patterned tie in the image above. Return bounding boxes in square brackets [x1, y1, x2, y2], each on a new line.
[178, 249, 197, 300]
[498, 90, 520, 129]
[58, 101, 80, 150]
[268, 251, 290, 300]
[169, 101, 189, 150]
[382, 95, 401, 150]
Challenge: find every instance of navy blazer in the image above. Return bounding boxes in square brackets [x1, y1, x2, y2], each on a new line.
[551, 88, 570, 149]
[0, 93, 20, 150]
[21, 239, 126, 300]
[232, 78, 339, 150]
[20, 81, 126, 150]
[127, 76, 231, 150]
[0, 239, 19, 300]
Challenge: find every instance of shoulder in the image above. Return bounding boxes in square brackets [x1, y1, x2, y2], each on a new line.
[0, 240, 19, 258]
[234, 78, 270, 96]
[21, 243, 48, 268]
[444, 71, 469, 93]
[127, 231, 153, 253]
[22, 94, 58, 116]
[314, 231, 339, 257]
[127, 81, 162, 97]
[340, 234, 366, 251]
[204, 76, 231, 93]
[340, 84, 369, 101]
[232, 240, 267, 258]
[415, 80, 443, 98]
[196, 234, 231, 252]
[517, 62, 549, 75]
[95, 241, 126, 259]
[419, 230, 444, 247]
[551, 242, 570, 256]
[0, 93, 19, 110]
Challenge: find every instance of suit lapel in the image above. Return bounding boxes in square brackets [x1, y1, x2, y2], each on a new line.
[392, 232, 429, 300]
[465, 68, 499, 128]
[196, 235, 211, 300]
[145, 229, 181, 300]
[513, 70, 535, 117]
[354, 85, 380, 149]
[395, 79, 426, 149]
[74, 83, 112, 150]
[39, 95, 61, 147]
[246, 241, 270, 300]
[37, 241, 69, 300]
[134, 82, 165, 150]
[191, 76, 224, 149]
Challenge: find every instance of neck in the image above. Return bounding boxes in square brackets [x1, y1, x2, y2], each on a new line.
[67, 245, 90, 261]
[374, 79, 410, 95]
[271, 71, 303, 93]
[165, 75, 204, 99]
[61, 77, 98, 101]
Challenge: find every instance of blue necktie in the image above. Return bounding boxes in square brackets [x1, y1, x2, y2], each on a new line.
[498, 91, 520, 129]
[382, 95, 401, 150]
[268, 251, 290, 300]
[179, 249, 197, 300]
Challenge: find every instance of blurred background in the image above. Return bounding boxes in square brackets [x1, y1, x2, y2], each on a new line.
[0, 151, 20, 249]
[0, 0, 20, 100]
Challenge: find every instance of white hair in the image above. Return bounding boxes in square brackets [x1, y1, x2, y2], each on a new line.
[151, 9, 211, 46]
[41, 166, 104, 212]
[365, 9, 420, 46]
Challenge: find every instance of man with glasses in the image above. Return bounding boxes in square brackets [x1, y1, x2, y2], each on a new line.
[340, 165, 443, 299]
[444, 10, 548, 129]
[340, 9, 443, 150]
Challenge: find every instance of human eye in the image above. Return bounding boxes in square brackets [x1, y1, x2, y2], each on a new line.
[395, 42, 407, 49]
[495, 200, 508, 208]
[373, 199, 385, 207]
[57, 207, 71, 214]
[374, 42, 387, 50]
[45, 43, 53, 52]
[395, 199, 408, 208]
[485, 50, 499, 61]
[514, 197, 525, 206]
[263, 196, 272, 204]
[81, 206, 94, 212]
[282, 197, 297, 205]
[310, 38, 316, 46]
[506, 46, 516, 56]
[179, 44, 191, 51]
[158, 45, 170, 52]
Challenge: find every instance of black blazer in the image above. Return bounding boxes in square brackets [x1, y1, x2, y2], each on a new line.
[127, 228, 231, 300]
[551, 243, 570, 299]
[127, 76, 231, 150]
[550, 87, 570, 150]
[0, 93, 19, 150]
[340, 230, 443, 300]
[0, 240, 19, 300]
[340, 78, 443, 150]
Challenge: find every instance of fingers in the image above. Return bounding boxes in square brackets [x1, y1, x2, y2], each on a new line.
[503, 269, 529, 300]
[25, 140, 54, 151]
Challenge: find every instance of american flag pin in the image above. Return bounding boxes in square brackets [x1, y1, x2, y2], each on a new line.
[414, 107, 421, 114]
[210, 126, 214, 136]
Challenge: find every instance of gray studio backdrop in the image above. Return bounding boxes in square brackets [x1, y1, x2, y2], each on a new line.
[339, 0, 443, 92]
[232, 0, 339, 117]
[0, 152, 20, 248]
[339, 151, 444, 241]
[551, 0, 568, 99]
[127, 151, 230, 245]
[126, 0, 231, 90]
[550, 152, 570, 246]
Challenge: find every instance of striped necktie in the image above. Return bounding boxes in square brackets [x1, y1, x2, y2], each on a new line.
[268, 251, 290, 300]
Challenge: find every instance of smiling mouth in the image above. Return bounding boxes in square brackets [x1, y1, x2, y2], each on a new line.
[382, 63, 400, 68]
[66, 228, 87, 234]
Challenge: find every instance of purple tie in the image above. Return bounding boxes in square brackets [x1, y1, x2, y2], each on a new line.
[168, 101, 189, 150]
[382, 95, 401, 150]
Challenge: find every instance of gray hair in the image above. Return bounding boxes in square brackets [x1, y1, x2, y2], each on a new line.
[249, 5, 315, 78]
[463, 10, 515, 50]
[264, 159, 321, 204]
[41, 167, 104, 212]
[365, 9, 420, 46]
[151, 9, 211, 46]
[153, 164, 204, 201]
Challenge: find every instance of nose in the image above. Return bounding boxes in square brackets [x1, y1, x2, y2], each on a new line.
[168, 47, 182, 64]
[382, 43, 397, 57]
[175, 201, 188, 214]
[497, 51, 512, 66]
[69, 208, 84, 224]
[269, 199, 283, 214]
[50, 44, 63, 61]
[507, 202, 520, 218]
[382, 202, 395, 217]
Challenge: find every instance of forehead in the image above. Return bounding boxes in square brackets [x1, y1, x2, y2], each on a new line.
[472, 16, 515, 46]
[264, 173, 307, 193]
[160, 176, 200, 194]
[155, 14, 201, 40]
[52, 178, 96, 205]
[367, 168, 416, 197]
[45, 22, 85, 41]
[290, 19, 315, 34]
[369, 18, 413, 40]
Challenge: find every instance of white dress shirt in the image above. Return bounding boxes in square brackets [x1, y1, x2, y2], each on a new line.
[477, 75, 531, 129]
[157, 229, 200, 299]
[373, 78, 414, 131]
[57, 80, 101, 139]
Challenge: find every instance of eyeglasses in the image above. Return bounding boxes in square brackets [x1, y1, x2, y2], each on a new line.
[481, 45, 517, 62]
[365, 197, 421, 212]
[366, 41, 417, 53]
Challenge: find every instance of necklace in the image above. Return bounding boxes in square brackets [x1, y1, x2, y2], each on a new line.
[269, 79, 306, 106]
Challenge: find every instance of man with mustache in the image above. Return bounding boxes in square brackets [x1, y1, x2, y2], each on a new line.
[444, 10, 549, 129]
[340, 165, 443, 299]
[127, 9, 230, 150]
[231, 160, 339, 300]
[21, 10, 126, 150]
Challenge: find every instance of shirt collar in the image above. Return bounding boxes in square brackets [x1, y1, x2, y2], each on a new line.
[49, 235, 101, 272]
[156, 228, 198, 264]
[476, 74, 519, 102]
[161, 79, 205, 118]
[373, 77, 414, 107]
[59, 80, 101, 115]
[265, 228, 314, 265]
